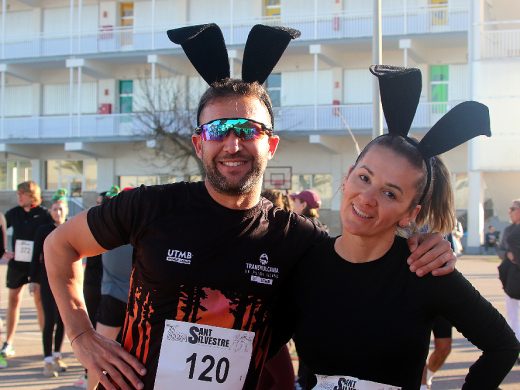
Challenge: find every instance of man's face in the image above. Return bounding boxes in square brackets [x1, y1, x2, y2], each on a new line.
[510, 203, 520, 224]
[192, 96, 279, 196]
[17, 190, 32, 208]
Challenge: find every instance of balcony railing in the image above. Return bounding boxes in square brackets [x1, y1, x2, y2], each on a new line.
[0, 102, 456, 141]
[1, 5, 468, 60]
[479, 21, 520, 60]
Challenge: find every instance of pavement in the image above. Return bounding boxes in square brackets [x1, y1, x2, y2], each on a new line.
[0, 255, 519, 389]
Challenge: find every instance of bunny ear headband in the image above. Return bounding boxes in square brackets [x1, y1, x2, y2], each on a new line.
[369, 65, 491, 205]
[167, 23, 300, 86]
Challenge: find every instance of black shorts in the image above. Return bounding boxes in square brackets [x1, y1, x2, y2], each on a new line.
[432, 316, 452, 339]
[96, 294, 127, 327]
[6, 260, 30, 289]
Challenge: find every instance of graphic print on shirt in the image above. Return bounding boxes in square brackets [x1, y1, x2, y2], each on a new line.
[121, 274, 272, 385]
[244, 253, 280, 286]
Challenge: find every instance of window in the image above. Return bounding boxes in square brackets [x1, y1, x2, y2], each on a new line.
[120, 2, 134, 27]
[430, 0, 448, 26]
[266, 73, 281, 108]
[291, 174, 333, 209]
[430, 65, 448, 114]
[119, 80, 133, 113]
[264, 0, 281, 17]
[45, 160, 97, 195]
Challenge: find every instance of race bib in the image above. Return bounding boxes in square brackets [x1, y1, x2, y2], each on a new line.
[14, 240, 34, 262]
[313, 374, 401, 390]
[154, 320, 255, 390]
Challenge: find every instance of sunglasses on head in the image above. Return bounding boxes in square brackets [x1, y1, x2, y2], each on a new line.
[195, 118, 273, 141]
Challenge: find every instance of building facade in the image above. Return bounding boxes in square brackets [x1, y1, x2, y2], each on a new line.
[0, 0, 519, 248]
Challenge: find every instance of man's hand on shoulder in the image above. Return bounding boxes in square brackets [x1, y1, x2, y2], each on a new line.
[407, 233, 456, 277]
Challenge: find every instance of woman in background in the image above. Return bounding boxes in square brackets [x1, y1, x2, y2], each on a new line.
[30, 189, 69, 377]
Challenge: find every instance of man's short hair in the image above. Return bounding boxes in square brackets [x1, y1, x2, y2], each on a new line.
[196, 78, 274, 128]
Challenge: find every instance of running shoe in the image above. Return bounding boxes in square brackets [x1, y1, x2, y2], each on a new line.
[0, 354, 7, 369]
[53, 356, 68, 372]
[43, 362, 58, 378]
[73, 373, 88, 389]
[0, 342, 14, 357]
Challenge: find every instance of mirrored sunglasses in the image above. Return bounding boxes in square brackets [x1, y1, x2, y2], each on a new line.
[195, 118, 273, 141]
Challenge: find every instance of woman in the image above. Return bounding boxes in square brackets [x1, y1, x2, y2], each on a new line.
[290, 190, 328, 233]
[272, 66, 519, 389]
[30, 189, 69, 378]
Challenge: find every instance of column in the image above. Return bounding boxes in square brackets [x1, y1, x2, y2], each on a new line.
[467, 170, 484, 252]
[30, 159, 43, 187]
[97, 158, 116, 192]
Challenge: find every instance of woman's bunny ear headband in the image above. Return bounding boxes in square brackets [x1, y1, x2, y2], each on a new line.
[369, 65, 491, 205]
[167, 23, 301, 86]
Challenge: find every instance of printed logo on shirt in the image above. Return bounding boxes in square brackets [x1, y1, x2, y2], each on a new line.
[334, 377, 357, 390]
[244, 253, 279, 285]
[166, 249, 192, 265]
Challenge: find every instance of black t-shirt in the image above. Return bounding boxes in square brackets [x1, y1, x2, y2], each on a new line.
[84, 255, 103, 286]
[87, 181, 327, 389]
[5, 205, 52, 271]
[272, 236, 519, 390]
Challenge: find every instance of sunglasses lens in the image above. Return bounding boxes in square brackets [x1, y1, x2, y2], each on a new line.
[199, 119, 266, 141]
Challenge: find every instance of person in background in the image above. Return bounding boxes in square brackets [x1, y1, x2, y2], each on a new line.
[498, 199, 520, 344]
[0, 211, 8, 369]
[447, 218, 464, 256]
[484, 225, 500, 254]
[289, 189, 328, 389]
[1, 181, 52, 358]
[290, 190, 328, 233]
[258, 188, 295, 390]
[30, 189, 69, 377]
[420, 317, 452, 389]
[87, 186, 133, 390]
[261, 189, 291, 212]
[73, 190, 108, 389]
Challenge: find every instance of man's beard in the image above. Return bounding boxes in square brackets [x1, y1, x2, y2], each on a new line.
[203, 152, 266, 196]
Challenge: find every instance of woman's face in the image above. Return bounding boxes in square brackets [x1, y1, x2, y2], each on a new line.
[340, 146, 422, 239]
[292, 198, 306, 215]
[50, 201, 68, 225]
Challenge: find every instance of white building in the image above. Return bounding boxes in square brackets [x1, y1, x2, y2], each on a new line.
[0, 0, 519, 249]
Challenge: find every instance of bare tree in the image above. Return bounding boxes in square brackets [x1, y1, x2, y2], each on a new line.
[133, 72, 204, 178]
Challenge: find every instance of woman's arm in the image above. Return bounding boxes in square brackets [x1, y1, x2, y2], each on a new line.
[431, 272, 519, 388]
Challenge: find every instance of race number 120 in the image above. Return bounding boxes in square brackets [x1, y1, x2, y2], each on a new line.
[186, 353, 230, 383]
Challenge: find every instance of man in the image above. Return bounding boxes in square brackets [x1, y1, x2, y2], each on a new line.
[45, 24, 456, 390]
[498, 199, 520, 344]
[1, 181, 52, 358]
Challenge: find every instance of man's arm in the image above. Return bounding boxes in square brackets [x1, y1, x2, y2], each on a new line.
[506, 226, 520, 265]
[407, 233, 456, 277]
[45, 211, 145, 390]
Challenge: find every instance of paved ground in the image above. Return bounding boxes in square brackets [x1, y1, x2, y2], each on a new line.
[0, 255, 519, 389]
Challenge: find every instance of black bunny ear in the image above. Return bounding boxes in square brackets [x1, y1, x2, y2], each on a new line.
[370, 65, 422, 137]
[417, 101, 491, 158]
[242, 25, 301, 84]
[167, 23, 230, 85]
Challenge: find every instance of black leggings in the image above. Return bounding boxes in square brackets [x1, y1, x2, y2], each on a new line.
[40, 274, 64, 358]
